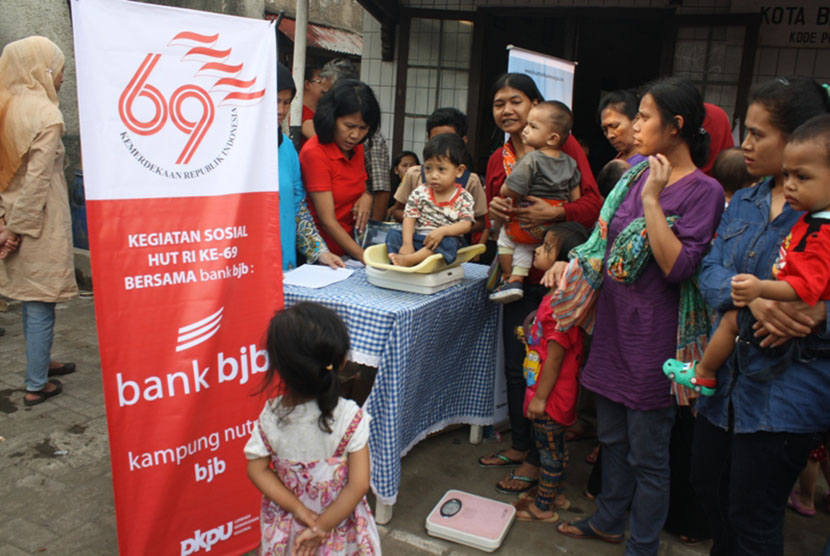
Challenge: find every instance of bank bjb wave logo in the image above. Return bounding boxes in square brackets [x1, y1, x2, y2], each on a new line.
[118, 32, 265, 178]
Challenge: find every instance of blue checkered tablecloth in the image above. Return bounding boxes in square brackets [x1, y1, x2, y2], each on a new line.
[284, 263, 499, 505]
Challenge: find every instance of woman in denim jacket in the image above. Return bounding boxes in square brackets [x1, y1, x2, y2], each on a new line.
[692, 76, 830, 556]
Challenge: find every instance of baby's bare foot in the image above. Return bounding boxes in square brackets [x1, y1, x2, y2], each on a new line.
[390, 252, 417, 267]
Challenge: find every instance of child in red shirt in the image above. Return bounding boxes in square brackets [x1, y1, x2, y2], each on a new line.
[513, 222, 589, 522]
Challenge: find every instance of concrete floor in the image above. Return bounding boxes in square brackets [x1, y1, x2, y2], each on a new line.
[1, 296, 828, 555]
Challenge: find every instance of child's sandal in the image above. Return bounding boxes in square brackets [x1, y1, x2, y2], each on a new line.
[662, 359, 717, 396]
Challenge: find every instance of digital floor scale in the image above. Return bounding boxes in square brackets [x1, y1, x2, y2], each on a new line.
[363, 243, 486, 295]
[425, 490, 516, 552]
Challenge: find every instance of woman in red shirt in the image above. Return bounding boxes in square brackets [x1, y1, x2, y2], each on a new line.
[300, 79, 379, 262]
[479, 73, 601, 494]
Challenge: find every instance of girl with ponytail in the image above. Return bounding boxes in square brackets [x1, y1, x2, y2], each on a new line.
[245, 302, 380, 555]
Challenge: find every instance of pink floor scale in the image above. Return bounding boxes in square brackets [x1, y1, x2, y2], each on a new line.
[425, 490, 516, 552]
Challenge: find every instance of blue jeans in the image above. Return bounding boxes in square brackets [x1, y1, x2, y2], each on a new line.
[385, 229, 459, 264]
[691, 414, 814, 556]
[22, 301, 56, 392]
[589, 393, 676, 556]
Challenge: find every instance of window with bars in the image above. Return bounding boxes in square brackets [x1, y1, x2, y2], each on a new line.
[401, 17, 474, 157]
[672, 25, 746, 125]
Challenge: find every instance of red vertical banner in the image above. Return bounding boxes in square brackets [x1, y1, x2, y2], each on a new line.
[72, 1, 280, 554]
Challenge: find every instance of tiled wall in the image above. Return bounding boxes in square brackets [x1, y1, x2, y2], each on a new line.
[754, 47, 830, 87]
[361, 13, 397, 149]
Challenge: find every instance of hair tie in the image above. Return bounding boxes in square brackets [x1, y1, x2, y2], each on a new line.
[325, 364, 334, 371]
[823, 83, 830, 99]
[699, 127, 707, 135]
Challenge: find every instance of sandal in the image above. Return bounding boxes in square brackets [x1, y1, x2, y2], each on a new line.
[787, 489, 816, 516]
[495, 471, 538, 494]
[517, 488, 571, 510]
[24, 379, 63, 407]
[663, 359, 716, 396]
[557, 519, 623, 544]
[48, 362, 76, 377]
[586, 445, 600, 465]
[478, 449, 523, 469]
[513, 500, 559, 523]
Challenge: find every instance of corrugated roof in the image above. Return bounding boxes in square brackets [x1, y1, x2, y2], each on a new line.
[267, 15, 363, 56]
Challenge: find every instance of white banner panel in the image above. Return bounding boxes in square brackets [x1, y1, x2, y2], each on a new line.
[74, 0, 277, 200]
[507, 46, 576, 109]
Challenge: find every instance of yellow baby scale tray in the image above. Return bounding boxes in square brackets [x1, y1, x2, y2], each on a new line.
[364, 243, 485, 295]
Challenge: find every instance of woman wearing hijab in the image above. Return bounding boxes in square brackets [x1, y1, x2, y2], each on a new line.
[0, 36, 78, 406]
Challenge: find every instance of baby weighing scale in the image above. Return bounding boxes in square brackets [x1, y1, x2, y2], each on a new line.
[425, 490, 516, 552]
[363, 243, 486, 295]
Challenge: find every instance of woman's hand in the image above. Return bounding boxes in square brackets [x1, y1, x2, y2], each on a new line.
[641, 154, 671, 202]
[317, 251, 345, 269]
[541, 260, 569, 289]
[0, 225, 20, 259]
[353, 192, 373, 234]
[748, 298, 819, 340]
[488, 196, 512, 222]
[511, 196, 565, 226]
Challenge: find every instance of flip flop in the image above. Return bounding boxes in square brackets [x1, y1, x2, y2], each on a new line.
[23, 379, 63, 407]
[663, 359, 716, 396]
[557, 519, 624, 544]
[787, 489, 816, 516]
[495, 471, 538, 494]
[517, 488, 572, 510]
[513, 502, 559, 523]
[478, 449, 522, 469]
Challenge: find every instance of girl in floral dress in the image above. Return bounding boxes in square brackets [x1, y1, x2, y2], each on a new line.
[245, 302, 381, 555]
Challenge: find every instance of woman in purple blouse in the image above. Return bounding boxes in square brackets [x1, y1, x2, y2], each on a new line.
[556, 78, 724, 553]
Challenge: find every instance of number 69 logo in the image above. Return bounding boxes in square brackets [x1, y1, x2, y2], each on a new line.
[118, 53, 214, 165]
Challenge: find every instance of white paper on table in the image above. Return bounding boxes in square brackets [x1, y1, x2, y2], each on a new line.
[283, 264, 354, 288]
